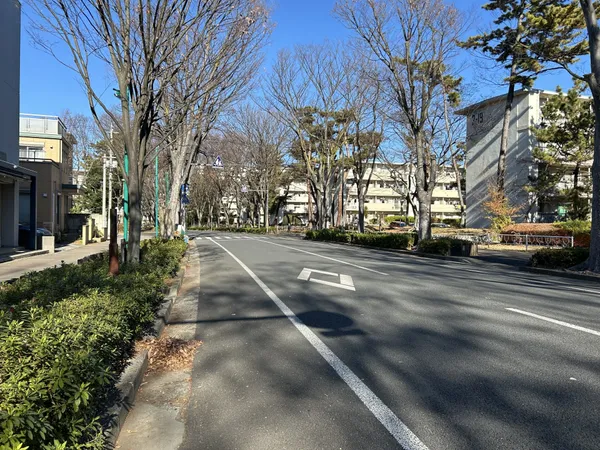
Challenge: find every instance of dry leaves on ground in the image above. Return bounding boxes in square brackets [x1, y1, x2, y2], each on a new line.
[136, 336, 202, 372]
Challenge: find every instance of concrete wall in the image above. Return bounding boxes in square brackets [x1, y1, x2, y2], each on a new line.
[464, 91, 537, 228]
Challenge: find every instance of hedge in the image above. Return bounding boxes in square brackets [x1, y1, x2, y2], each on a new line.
[187, 226, 269, 234]
[0, 238, 187, 450]
[305, 229, 415, 249]
[530, 247, 589, 269]
[417, 238, 452, 255]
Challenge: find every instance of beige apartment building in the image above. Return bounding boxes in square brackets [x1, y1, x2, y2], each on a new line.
[284, 163, 464, 224]
[457, 88, 590, 228]
[18, 114, 77, 234]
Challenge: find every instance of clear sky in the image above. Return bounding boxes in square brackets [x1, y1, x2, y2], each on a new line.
[19, 0, 579, 117]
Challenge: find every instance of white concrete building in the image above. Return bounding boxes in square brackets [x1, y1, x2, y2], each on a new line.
[457, 88, 591, 228]
[0, 0, 37, 248]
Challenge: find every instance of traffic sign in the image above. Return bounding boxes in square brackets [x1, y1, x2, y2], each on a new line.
[212, 155, 224, 169]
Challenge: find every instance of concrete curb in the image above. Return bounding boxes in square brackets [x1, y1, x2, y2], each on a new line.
[0, 249, 49, 263]
[105, 256, 188, 448]
[518, 265, 600, 283]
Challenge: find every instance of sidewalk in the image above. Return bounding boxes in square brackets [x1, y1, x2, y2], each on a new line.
[0, 232, 156, 283]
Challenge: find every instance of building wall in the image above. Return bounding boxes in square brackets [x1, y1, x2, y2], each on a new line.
[464, 91, 536, 228]
[0, 0, 22, 247]
[20, 161, 62, 231]
[0, 0, 20, 165]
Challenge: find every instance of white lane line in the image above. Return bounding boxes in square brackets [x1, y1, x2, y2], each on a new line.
[214, 236, 222, 240]
[225, 236, 232, 240]
[207, 238, 428, 450]
[196, 237, 202, 240]
[252, 238, 388, 276]
[506, 308, 600, 337]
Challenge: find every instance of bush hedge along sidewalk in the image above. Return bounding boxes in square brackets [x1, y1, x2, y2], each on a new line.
[0, 238, 187, 450]
[305, 229, 416, 249]
[529, 247, 589, 269]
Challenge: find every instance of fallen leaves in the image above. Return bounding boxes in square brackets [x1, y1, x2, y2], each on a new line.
[136, 336, 202, 372]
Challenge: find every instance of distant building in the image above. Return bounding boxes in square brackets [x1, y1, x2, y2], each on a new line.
[457, 88, 591, 228]
[0, 0, 37, 248]
[18, 114, 77, 234]
[225, 162, 464, 225]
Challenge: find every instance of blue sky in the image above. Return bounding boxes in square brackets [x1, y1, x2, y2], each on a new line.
[19, 0, 579, 117]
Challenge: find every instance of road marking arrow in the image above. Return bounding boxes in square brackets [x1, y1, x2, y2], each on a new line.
[297, 268, 355, 291]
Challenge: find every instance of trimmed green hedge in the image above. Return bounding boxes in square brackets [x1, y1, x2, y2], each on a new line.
[0, 239, 187, 450]
[417, 238, 452, 255]
[305, 229, 415, 249]
[530, 247, 589, 269]
[187, 226, 269, 234]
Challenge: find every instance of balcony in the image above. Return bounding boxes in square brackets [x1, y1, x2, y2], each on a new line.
[19, 114, 67, 137]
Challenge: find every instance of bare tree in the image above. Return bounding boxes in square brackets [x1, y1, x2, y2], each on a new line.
[60, 109, 100, 177]
[154, 0, 271, 236]
[27, 0, 263, 261]
[335, 0, 464, 240]
[266, 43, 354, 229]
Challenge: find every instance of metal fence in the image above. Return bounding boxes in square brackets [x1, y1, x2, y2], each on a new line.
[432, 233, 574, 250]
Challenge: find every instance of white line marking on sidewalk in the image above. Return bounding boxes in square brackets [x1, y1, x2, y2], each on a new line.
[207, 238, 428, 450]
[253, 239, 388, 276]
[506, 308, 600, 337]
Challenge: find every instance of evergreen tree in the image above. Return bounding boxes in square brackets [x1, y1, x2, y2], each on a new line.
[530, 83, 593, 220]
[461, 0, 587, 195]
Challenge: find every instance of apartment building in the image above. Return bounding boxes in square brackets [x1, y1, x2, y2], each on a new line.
[283, 162, 464, 224]
[18, 114, 77, 234]
[0, 0, 37, 248]
[457, 88, 589, 228]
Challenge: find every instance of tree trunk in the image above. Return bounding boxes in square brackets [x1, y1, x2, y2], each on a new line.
[358, 184, 365, 233]
[579, 0, 600, 272]
[452, 156, 466, 227]
[498, 79, 516, 193]
[127, 166, 143, 262]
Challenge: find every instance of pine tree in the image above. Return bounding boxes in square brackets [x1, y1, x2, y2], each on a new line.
[530, 83, 594, 220]
[461, 0, 587, 195]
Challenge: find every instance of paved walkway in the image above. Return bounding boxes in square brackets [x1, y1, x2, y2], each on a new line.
[0, 232, 156, 282]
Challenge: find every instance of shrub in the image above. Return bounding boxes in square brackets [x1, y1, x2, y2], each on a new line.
[554, 220, 591, 235]
[304, 229, 350, 242]
[0, 239, 187, 449]
[441, 218, 462, 227]
[418, 238, 452, 255]
[530, 247, 589, 269]
[350, 233, 415, 249]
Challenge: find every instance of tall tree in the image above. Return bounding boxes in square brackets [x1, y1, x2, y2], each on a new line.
[60, 110, 99, 177]
[27, 0, 259, 261]
[461, 0, 587, 196]
[530, 83, 593, 220]
[266, 44, 354, 229]
[335, 0, 463, 240]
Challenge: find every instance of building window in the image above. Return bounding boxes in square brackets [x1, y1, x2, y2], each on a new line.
[19, 145, 45, 160]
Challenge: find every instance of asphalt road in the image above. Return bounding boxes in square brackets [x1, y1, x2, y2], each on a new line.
[180, 232, 600, 450]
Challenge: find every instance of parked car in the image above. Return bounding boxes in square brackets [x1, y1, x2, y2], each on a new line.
[431, 222, 451, 228]
[389, 221, 407, 229]
[18, 224, 53, 247]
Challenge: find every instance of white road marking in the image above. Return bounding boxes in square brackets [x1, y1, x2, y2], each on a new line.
[506, 308, 600, 337]
[253, 238, 388, 276]
[207, 238, 428, 450]
[225, 236, 232, 239]
[214, 236, 222, 240]
[297, 268, 356, 291]
[196, 237, 202, 240]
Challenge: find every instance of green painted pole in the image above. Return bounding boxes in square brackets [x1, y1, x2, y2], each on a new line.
[124, 152, 129, 243]
[155, 153, 159, 238]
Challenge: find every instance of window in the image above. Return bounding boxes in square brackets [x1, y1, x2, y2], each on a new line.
[19, 145, 45, 160]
